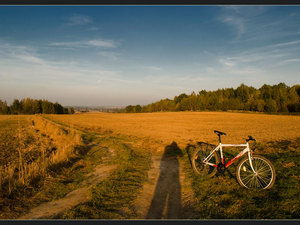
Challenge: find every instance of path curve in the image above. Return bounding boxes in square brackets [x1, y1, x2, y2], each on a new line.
[19, 164, 117, 219]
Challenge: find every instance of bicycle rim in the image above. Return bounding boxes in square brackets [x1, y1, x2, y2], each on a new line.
[237, 156, 275, 189]
[192, 145, 219, 177]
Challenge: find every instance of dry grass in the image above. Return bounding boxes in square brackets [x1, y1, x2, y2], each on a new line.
[0, 115, 83, 198]
[47, 111, 300, 151]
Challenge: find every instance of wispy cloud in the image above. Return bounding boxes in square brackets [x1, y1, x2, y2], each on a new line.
[219, 58, 236, 67]
[218, 6, 267, 40]
[270, 40, 300, 48]
[65, 14, 92, 26]
[51, 39, 117, 49]
[144, 66, 162, 71]
[15, 54, 45, 64]
[0, 41, 46, 65]
[222, 16, 245, 37]
[87, 27, 99, 31]
[279, 58, 300, 65]
[0, 41, 120, 86]
[98, 51, 120, 60]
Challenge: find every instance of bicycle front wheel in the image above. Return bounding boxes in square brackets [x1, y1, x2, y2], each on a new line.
[236, 155, 276, 189]
[191, 144, 219, 177]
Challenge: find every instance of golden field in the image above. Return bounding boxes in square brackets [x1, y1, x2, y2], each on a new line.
[47, 111, 300, 150]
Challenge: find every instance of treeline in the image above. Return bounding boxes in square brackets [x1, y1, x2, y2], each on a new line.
[0, 98, 75, 115]
[125, 83, 300, 113]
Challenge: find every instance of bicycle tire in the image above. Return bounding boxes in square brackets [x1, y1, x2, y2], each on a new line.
[236, 155, 276, 189]
[191, 144, 219, 177]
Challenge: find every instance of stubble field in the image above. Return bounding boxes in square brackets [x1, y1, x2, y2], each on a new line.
[47, 111, 299, 148]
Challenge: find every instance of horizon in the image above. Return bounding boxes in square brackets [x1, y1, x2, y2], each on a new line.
[1, 6, 300, 107]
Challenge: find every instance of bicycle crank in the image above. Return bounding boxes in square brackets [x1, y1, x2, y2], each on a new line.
[217, 163, 226, 174]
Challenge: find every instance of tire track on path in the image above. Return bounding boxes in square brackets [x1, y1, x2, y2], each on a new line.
[20, 164, 117, 219]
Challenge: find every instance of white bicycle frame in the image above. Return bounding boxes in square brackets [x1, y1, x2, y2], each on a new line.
[203, 141, 256, 173]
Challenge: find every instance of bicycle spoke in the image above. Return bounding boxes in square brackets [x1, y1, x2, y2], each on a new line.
[192, 144, 219, 177]
[237, 156, 275, 189]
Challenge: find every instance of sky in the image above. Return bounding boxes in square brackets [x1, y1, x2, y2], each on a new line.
[0, 6, 300, 107]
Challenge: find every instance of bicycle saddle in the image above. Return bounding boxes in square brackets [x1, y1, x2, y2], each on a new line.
[214, 130, 227, 136]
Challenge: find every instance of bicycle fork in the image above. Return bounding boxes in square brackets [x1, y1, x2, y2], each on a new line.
[247, 143, 257, 174]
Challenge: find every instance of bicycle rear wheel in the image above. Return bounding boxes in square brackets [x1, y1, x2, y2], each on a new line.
[191, 143, 219, 177]
[236, 155, 276, 189]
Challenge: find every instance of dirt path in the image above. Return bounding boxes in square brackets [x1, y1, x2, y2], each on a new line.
[130, 148, 195, 219]
[19, 136, 195, 219]
[19, 164, 117, 219]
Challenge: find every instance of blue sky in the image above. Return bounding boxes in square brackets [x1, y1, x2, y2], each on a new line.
[0, 6, 300, 106]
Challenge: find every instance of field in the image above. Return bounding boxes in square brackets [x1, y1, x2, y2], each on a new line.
[46, 111, 299, 149]
[0, 112, 299, 219]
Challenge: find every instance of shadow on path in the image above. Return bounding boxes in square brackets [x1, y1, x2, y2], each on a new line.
[146, 142, 183, 219]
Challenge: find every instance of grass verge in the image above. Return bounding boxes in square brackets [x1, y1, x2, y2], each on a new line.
[181, 138, 299, 219]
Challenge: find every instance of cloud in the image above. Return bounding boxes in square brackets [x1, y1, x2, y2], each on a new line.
[51, 39, 117, 49]
[219, 58, 236, 67]
[218, 6, 267, 39]
[87, 27, 99, 31]
[98, 51, 120, 60]
[144, 66, 162, 71]
[0, 42, 45, 65]
[279, 58, 300, 65]
[269, 40, 300, 48]
[15, 54, 45, 64]
[0, 41, 120, 87]
[222, 16, 245, 37]
[65, 14, 92, 26]
[88, 39, 116, 48]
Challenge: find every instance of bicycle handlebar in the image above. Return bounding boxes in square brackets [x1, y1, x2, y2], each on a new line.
[246, 136, 256, 142]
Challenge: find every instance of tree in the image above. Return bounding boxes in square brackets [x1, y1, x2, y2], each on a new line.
[32, 100, 42, 114]
[2, 101, 9, 114]
[68, 107, 75, 114]
[264, 99, 277, 112]
[174, 93, 188, 104]
[54, 102, 64, 114]
[23, 98, 33, 114]
[236, 84, 250, 102]
[135, 105, 142, 113]
[41, 100, 55, 114]
[125, 105, 134, 113]
[10, 99, 22, 114]
[124, 82, 299, 114]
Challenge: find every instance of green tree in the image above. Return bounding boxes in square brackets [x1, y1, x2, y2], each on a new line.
[125, 105, 134, 113]
[32, 99, 42, 114]
[54, 102, 64, 114]
[10, 99, 22, 114]
[41, 100, 55, 114]
[22, 98, 33, 114]
[264, 99, 277, 112]
[135, 105, 142, 113]
[174, 93, 188, 104]
[67, 107, 75, 114]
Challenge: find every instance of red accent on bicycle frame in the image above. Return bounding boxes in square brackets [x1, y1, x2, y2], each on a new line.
[213, 164, 218, 168]
[225, 154, 242, 168]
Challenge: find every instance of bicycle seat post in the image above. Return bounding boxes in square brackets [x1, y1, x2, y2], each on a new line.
[214, 130, 226, 143]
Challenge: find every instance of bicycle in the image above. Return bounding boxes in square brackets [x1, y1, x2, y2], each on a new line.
[191, 130, 276, 189]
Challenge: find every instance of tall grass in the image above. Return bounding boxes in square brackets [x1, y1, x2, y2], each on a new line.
[0, 115, 83, 198]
